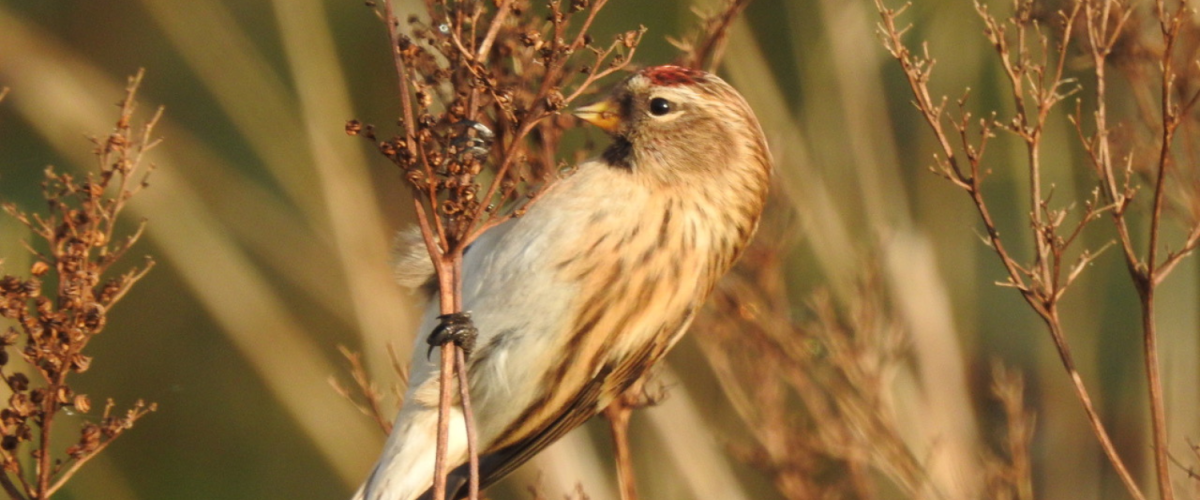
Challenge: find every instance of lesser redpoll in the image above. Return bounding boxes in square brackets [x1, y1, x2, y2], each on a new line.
[356, 65, 772, 500]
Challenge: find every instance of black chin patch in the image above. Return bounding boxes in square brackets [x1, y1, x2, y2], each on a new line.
[602, 136, 634, 170]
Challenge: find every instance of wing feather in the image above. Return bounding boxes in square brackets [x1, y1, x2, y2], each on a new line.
[416, 365, 611, 500]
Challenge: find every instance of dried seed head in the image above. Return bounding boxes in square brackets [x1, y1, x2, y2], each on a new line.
[70, 354, 92, 373]
[521, 30, 541, 47]
[416, 89, 433, 108]
[8, 394, 32, 417]
[19, 279, 40, 296]
[56, 386, 73, 404]
[74, 394, 91, 413]
[8, 373, 28, 392]
[83, 303, 107, 331]
[545, 90, 566, 111]
[0, 276, 21, 293]
[620, 29, 641, 48]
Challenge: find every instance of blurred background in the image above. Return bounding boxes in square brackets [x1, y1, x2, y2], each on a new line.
[0, 0, 1196, 499]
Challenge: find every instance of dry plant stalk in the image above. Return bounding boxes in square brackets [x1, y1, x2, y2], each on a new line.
[330, 344, 410, 436]
[697, 246, 932, 499]
[668, 0, 754, 72]
[874, 1, 1200, 499]
[348, 1, 644, 498]
[983, 363, 1035, 500]
[0, 71, 157, 499]
[597, 376, 666, 500]
[696, 233, 1035, 499]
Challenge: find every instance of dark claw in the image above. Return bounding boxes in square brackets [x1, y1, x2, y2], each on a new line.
[427, 311, 478, 360]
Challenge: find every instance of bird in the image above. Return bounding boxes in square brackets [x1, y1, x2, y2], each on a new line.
[355, 64, 772, 500]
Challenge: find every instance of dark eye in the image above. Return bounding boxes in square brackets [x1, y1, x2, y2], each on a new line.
[649, 97, 672, 116]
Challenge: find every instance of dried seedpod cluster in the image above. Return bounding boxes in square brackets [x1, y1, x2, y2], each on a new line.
[0, 72, 156, 500]
[349, 1, 645, 498]
[350, 0, 645, 251]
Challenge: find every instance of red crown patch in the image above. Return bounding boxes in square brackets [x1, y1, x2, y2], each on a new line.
[642, 65, 706, 86]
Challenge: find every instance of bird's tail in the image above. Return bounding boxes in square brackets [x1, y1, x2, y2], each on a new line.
[354, 406, 467, 500]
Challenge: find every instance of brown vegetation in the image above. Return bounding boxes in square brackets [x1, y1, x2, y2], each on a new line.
[0, 72, 156, 500]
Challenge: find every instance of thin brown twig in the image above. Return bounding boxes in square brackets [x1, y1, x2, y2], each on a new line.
[47, 401, 154, 497]
[987, 362, 1035, 500]
[384, 1, 416, 146]
[475, 0, 514, 60]
[455, 349, 479, 500]
[1139, 2, 1183, 498]
[873, 2, 1147, 499]
[331, 346, 394, 434]
[431, 251, 463, 500]
[0, 475, 24, 500]
[602, 379, 646, 500]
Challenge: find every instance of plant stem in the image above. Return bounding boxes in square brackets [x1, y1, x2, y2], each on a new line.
[455, 349, 479, 500]
[1140, 290, 1172, 500]
[604, 400, 643, 498]
[36, 394, 53, 500]
[432, 344, 456, 500]
[1040, 312, 1145, 500]
[0, 474, 25, 500]
[431, 252, 464, 500]
[604, 383, 642, 500]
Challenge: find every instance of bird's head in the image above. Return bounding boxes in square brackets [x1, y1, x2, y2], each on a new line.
[573, 65, 770, 179]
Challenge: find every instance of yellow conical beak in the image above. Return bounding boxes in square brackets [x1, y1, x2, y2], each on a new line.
[573, 98, 621, 132]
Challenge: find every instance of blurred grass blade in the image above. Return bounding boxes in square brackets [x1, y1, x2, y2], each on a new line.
[647, 369, 751, 500]
[0, 8, 381, 487]
[884, 234, 981, 498]
[809, 0, 910, 233]
[516, 428, 619, 500]
[720, 15, 859, 302]
[136, 0, 325, 222]
[269, 0, 413, 370]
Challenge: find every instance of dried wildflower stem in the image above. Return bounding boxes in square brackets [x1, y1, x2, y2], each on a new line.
[873, 2, 1146, 499]
[602, 380, 644, 500]
[1076, 1, 1200, 498]
[46, 401, 154, 497]
[0, 464, 21, 500]
[385, 0, 417, 147]
[454, 349, 478, 500]
[699, 257, 936, 498]
[1140, 3, 1185, 498]
[0, 72, 156, 500]
[367, 1, 643, 498]
[0, 480, 20, 500]
[331, 346, 395, 434]
[990, 363, 1034, 500]
[676, 0, 753, 71]
[381, 2, 469, 494]
[431, 249, 465, 500]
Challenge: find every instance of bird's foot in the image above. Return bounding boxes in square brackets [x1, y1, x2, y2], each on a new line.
[427, 311, 478, 360]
